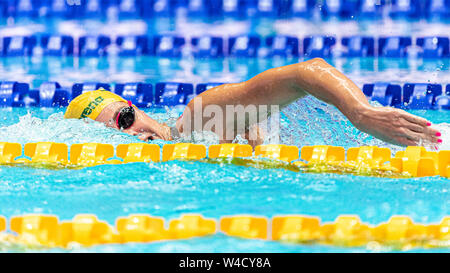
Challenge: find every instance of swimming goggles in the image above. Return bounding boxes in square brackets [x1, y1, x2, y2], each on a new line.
[115, 101, 135, 130]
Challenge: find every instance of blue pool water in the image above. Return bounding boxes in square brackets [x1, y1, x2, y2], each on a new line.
[0, 99, 449, 253]
[1, 16, 450, 252]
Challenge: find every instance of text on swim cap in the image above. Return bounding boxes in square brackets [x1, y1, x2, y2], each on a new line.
[80, 96, 104, 118]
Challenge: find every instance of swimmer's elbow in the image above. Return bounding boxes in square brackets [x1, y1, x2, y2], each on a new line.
[301, 57, 329, 68]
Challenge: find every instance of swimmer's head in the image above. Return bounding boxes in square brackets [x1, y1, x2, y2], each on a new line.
[64, 88, 127, 120]
[65, 89, 171, 141]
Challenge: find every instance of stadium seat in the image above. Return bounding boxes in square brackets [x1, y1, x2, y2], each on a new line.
[435, 95, 450, 110]
[262, 36, 299, 58]
[221, 0, 247, 17]
[341, 36, 375, 57]
[79, 35, 111, 57]
[362, 83, 402, 107]
[41, 35, 74, 56]
[0, 81, 30, 107]
[187, 0, 211, 16]
[155, 82, 194, 106]
[245, 0, 276, 17]
[416, 37, 450, 58]
[378, 37, 412, 58]
[228, 36, 261, 57]
[71, 83, 111, 99]
[303, 36, 336, 58]
[426, 0, 450, 18]
[15, 0, 42, 17]
[32, 82, 71, 107]
[403, 83, 443, 109]
[152, 35, 185, 58]
[48, 0, 74, 17]
[82, 0, 107, 17]
[145, 0, 173, 16]
[389, 0, 421, 18]
[116, 35, 149, 56]
[118, 0, 144, 17]
[1, 36, 37, 57]
[186, 82, 223, 103]
[191, 36, 224, 58]
[291, 0, 315, 17]
[115, 83, 154, 107]
[321, 0, 360, 18]
[359, 0, 384, 17]
[196, 83, 223, 94]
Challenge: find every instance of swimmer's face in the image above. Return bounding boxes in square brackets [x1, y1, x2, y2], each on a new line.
[95, 102, 168, 141]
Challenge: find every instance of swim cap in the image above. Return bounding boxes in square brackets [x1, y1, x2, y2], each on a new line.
[64, 89, 127, 120]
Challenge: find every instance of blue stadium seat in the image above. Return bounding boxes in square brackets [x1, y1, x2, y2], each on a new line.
[435, 95, 450, 110]
[191, 36, 224, 58]
[144, 0, 172, 16]
[403, 83, 443, 109]
[0, 81, 29, 107]
[196, 82, 223, 94]
[186, 82, 223, 103]
[362, 83, 402, 107]
[152, 35, 185, 58]
[321, 0, 360, 18]
[426, 0, 450, 18]
[416, 37, 450, 58]
[251, 0, 278, 17]
[291, 0, 315, 17]
[263, 36, 299, 58]
[359, 0, 384, 17]
[155, 82, 194, 105]
[118, 0, 144, 17]
[78, 36, 111, 57]
[41, 35, 74, 56]
[32, 82, 71, 107]
[303, 36, 336, 58]
[115, 83, 153, 107]
[341, 36, 375, 57]
[221, 0, 247, 17]
[389, 0, 421, 18]
[48, 0, 74, 17]
[228, 36, 261, 57]
[187, 0, 210, 16]
[71, 82, 111, 99]
[14, 0, 41, 17]
[1, 36, 37, 57]
[436, 84, 450, 109]
[82, 0, 108, 17]
[116, 35, 149, 56]
[378, 37, 412, 58]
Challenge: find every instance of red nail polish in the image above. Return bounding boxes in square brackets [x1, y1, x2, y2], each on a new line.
[438, 139, 442, 143]
[436, 132, 441, 137]
[427, 122, 432, 126]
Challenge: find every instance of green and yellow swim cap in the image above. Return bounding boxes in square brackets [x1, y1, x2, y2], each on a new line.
[64, 89, 127, 120]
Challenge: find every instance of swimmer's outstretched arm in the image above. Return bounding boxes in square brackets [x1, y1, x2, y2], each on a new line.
[180, 58, 440, 147]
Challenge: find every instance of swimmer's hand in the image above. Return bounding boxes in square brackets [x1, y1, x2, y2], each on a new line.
[354, 106, 441, 147]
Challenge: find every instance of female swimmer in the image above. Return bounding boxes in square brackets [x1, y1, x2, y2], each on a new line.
[64, 58, 442, 147]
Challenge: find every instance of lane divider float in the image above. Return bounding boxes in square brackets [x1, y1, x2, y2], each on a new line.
[0, 142, 449, 178]
[0, 214, 448, 251]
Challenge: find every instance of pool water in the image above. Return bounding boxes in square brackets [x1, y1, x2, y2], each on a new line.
[0, 16, 450, 253]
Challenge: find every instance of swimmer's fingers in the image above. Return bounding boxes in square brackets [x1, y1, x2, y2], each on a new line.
[403, 130, 439, 144]
[394, 136, 418, 147]
[399, 110, 440, 142]
[400, 111, 429, 126]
